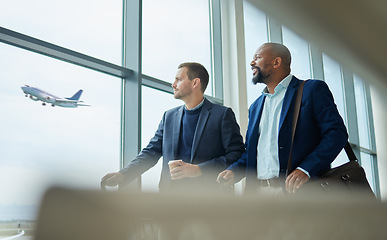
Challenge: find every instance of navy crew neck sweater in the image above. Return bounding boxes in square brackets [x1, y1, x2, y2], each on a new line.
[176, 106, 202, 162]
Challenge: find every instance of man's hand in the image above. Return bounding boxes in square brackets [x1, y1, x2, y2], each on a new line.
[285, 169, 310, 193]
[170, 160, 202, 180]
[101, 172, 124, 187]
[216, 170, 235, 187]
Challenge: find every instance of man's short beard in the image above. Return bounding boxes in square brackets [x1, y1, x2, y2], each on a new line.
[252, 67, 269, 85]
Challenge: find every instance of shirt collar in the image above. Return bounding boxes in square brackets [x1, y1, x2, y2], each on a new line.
[262, 74, 293, 96]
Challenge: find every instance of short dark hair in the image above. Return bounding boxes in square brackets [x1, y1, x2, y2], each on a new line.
[178, 62, 209, 93]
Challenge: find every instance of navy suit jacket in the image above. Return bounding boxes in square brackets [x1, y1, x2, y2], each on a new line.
[228, 76, 348, 192]
[120, 98, 245, 190]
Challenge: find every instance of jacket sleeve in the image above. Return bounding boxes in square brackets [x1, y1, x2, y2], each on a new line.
[119, 112, 165, 184]
[226, 106, 253, 183]
[297, 80, 348, 177]
[227, 145, 248, 183]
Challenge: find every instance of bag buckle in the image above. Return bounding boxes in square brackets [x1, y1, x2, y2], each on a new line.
[341, 174, 350, 181]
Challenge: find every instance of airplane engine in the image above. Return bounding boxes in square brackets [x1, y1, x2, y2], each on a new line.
[45, 96, 56, 104]
[29, 95, 39, 101]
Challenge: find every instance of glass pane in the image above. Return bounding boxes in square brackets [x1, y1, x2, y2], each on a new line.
[141, 86, 182, 192]
[243, 1, 267, 106]
[360, 152, 375, 192]
[142, 0, 212, 95]
[0, 0, 122, 64]
[0, 44, 121, 222]
[282, 27, 311, 80]
[353, 75, 371, 149]
[322, 54, 346, 123]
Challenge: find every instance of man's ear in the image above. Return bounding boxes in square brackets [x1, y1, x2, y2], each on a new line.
[273, 57, 282, 69]
[192, 78, 201, 89]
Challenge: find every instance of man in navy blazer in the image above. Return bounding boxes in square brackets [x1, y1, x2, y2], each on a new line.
[217, 43, 348, 194]
[102, 62, 244, 192]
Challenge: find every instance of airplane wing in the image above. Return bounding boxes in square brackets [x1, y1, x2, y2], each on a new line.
[55, 99, 80, 103]
[55, 99, 90, 106]
[76, 103, 91, 106]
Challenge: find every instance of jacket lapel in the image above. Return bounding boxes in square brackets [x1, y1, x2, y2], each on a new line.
[249, 96, 265, 147]
[279, 76, 299, 131]
[172, 106, 184, 159]
[190, 99, 211, 163]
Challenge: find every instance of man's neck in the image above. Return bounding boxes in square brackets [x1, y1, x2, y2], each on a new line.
[184, 96, 204, 110]
[265, 72, 290, 94]
[265, 81, 279, 94]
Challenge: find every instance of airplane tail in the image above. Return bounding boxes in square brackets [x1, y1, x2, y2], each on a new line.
[66, 90, 83, 101]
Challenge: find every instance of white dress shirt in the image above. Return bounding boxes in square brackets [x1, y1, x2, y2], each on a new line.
[256, 74, 292, 179]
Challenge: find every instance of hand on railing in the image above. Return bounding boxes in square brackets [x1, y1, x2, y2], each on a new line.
[100, 172, 124, 191]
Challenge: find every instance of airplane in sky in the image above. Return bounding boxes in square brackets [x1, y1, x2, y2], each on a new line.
[21, 85, 90, 108]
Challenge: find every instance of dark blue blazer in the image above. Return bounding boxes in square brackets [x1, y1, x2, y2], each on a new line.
[120, 98, 245, 190]
[228, 76, 348, 192]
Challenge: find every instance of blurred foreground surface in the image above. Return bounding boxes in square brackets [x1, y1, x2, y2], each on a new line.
[33, 186, 385, 240]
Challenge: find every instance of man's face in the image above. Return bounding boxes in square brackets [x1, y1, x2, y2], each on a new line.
[172, 67, 193, 100]
[250, 46, 274, 84]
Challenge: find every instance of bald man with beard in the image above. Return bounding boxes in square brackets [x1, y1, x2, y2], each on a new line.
[217, 43, 348, 195]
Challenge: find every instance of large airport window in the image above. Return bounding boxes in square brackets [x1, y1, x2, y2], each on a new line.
[282, 27, 311, 80]
[360, 152, 376, 192]
[353, 75, 377, 191]
[142, 0, 213, 96]
[0, 44, 121, 221]
[322, 54, 350, 168]
[243, 1, 267, 106]
[322, 54, 346, 122]
[141, 86, 181, 192]
[0, 0, 122, 65]
[353, 75, 371, 150]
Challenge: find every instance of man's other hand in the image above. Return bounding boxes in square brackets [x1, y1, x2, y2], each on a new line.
[216, 170, 235, 187]
[101, 172, 124, 187]
[285, 169, 310, 193]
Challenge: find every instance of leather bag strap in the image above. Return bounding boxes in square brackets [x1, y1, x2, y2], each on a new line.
[344, 142, 357, 161]
[286, 81, 305, 176]
[286, 80, 357, 176]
